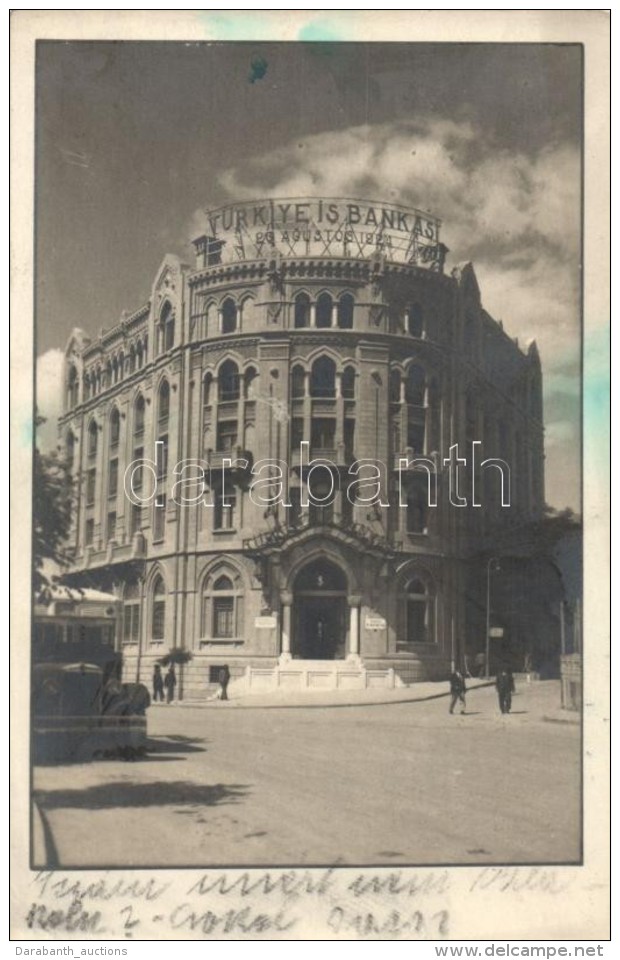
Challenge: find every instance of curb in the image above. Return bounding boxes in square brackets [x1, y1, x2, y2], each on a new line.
[152, 681, 496, 712]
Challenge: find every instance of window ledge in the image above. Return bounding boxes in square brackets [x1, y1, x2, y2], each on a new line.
[199, 639, 244, 646]
[213, 528, 237, 535]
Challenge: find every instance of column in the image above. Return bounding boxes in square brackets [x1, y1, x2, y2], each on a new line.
[280, 591, 293, 660]
[331, 302, 339, 328]
[309, 304, 317, 328]
[348, 595, 362, 658]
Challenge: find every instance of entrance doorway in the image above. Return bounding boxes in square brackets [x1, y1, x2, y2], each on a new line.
[292, 559, 348, 660]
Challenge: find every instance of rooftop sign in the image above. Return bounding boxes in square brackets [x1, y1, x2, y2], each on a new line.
[194, 197, 445, 271]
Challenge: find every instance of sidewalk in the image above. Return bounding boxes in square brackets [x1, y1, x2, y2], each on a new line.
[151, 677, 580, 719]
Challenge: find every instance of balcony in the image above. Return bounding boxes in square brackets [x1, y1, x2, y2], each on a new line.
[290, 444, 352, 470]
[205, 447, 253, 474]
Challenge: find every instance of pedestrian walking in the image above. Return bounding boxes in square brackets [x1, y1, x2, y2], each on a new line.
[152, 664, 165, 702]
[218, 664, 231, 701]
[449, 670, 467, 714]
[496, 668, 515, 714]
[164, 665, 177, 704]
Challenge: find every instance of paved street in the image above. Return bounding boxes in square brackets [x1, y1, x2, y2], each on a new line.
[33, 680, 580, 868]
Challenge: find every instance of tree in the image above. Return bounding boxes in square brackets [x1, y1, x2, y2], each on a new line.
[33, 415, 75, 597]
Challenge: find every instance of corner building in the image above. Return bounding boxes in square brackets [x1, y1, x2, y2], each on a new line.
[59, 198, 545, 696]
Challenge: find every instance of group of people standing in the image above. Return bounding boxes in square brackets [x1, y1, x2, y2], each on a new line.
[152, 664, 176, 703]
[448, 667, 516, 715]
[152, 663, 231, 703]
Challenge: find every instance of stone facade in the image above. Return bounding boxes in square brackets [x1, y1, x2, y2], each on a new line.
[58, 199, 545, 696]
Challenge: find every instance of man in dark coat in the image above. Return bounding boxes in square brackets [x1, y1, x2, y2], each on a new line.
[218, 664, 231, 701]
[153, 664, 165, 702]
[496, 668, 515, 714]
[449, 670, 467, 714]
[164, 665, 177, 704]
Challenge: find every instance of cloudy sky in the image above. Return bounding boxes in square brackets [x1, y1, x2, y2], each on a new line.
[35, 40, 583, 508]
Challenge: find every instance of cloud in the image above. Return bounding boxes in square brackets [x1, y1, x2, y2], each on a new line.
[36, 348, 64, 453]
[205, 117, 582, 507]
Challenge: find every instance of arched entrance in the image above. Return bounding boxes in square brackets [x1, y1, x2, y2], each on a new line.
[292, 558, 348, 659]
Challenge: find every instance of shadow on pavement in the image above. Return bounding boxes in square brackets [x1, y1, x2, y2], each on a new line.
[33, 780, 250, 811]
[146, 734, 208, 756]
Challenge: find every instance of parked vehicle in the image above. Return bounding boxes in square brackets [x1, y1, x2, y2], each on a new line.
[32, 662, 149, 763]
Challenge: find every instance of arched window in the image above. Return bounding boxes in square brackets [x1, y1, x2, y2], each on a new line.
[123, 582, 141, 645]
[401, 575, 435, 645]
[407, 303, 423, 337]
[112, 357, 119, 384]
[294, 292, 311, 329]
[87, 420, 98, 459]
[291, 365, 305, 398]
[218, 360, 240, 401]
[310, 356, 336, 398]
[158, 379, 170, 426]
[129, 345, 136, 374]
[105, 361, 112, 388]
[160, 302, 175, 352]
[66, 365, 79, 410]
[83, 374, 91, 401]
[151, 575, 166, 642]
[341, 366, 356, 399]
[338, 293, 354, 329]
[134, 394, 145, 438]
[316, 292, 333, 328]
[110, 407, 120, 449]
[405, 365, 426, 406]
[201, 566, 243, 640]
[136, 342, 143, 369]
[221, 298, 238, 334]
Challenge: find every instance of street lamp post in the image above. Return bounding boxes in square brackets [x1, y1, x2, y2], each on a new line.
[485, 557, 500, 679]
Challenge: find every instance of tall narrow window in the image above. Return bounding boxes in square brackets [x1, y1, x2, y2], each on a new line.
[107, 511, 117, 541]
[294, 292, 311, 328]
[67, 365, 79, 410]
[108, 458, 119, 498]
[214, 482, 237, 530]
[134, 395, 145, 438]
[402, 577, 435, 645]
[221, 298, 238, 334]
[156, 436, 169, 480]
[218, 360, 240, 401]
[201, 568, 244, 641]
[342, 366, 355, 399]
[291, 365, 305, 398]
[405, 365, 426, 406]
[338, 293, 354, 329]
[87, 421, 98, 459]
[316, 292, 333, 328]
[123, 583, 141, 644]
[66, 432, 75, 469]
[310, 356, 336, 398]
[160, 302, 175, 352]
[158, 380, 170, 426]
[110, 408, 120, 448]
[153, 495, 166, 541]
[407, 303, 423, 337]
[406, 476, 429, 534]
[151, 576, 166, 641]
[86, 468, 96, 505]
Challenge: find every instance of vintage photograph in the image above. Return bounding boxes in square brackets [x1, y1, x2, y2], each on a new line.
[30, 36, 584, 872]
